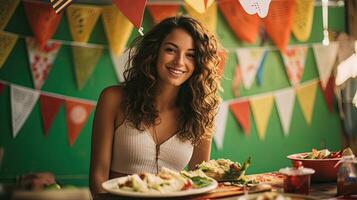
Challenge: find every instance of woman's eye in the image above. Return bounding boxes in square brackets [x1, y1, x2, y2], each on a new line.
[165, 48, 175, 53]
[187, 54, 195, 59]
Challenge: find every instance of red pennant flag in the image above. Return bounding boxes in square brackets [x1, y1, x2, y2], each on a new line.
[147, 5, 179, 24]
[230, 100, 250, 136]
[65, 99, 94, 146]
[204, 0, 209, 8]
[39, 94, 64, 136]
[218, 51, 227, 78]
[23, 1, 62, 50]
[320, 76, 335, 112]
[218, 0, 260, 43]
[112, 0, 147, 29]
[0, 82, 5, 94]
[262, 0, 296, 53]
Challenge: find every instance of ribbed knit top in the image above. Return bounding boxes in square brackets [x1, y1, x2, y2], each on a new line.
[111, 121, 194, 174]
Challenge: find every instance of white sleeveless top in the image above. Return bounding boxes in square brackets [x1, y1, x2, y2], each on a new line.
[111, 121, 194, 174]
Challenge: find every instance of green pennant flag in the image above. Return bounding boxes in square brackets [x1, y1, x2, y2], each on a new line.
[72, 45, 103, 90]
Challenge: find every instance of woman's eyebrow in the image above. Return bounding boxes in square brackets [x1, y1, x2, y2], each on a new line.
[163, 42, 195, 51]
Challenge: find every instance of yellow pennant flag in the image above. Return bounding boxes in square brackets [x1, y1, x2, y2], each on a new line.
[250, 95, 274, 141]
[184, 0, 214, 14]
[184, 1, 217, 34]
[292, 0, 314, 42]
[296, 81, 318, 125]
[102, 6, 133, 56]
[0, 31, 17, 68]
[72, 45, 103, 90]
[67, 4, 102, 43]
[0, 0, 19, 29]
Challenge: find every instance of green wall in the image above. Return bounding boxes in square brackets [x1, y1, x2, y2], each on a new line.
[0, 3, 345, 186]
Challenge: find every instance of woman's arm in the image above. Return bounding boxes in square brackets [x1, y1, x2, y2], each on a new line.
[89, 86, 123, 195]
[187, 137, 212, 170]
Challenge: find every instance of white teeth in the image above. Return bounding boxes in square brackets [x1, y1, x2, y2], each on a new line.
[168, 68, 185, 75]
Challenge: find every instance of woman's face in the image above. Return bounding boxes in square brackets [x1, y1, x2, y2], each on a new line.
[156, 28, 196, 87]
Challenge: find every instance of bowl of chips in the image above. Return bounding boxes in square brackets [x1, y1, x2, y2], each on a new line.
[287, 148, 353, 182]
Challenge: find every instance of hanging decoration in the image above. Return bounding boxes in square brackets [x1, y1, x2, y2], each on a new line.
[250, 94, 274, 140]
[312, 42, 339, 89]
[213, 101, 229, 150]
[11, 84, 40, 138]
[184, 0, 214, 14]
[238, 0, 272, 18]
[320, 76, 335, 112]
[296, 80, 318, 125]
[0, 31, 17, 68]
[292, 0, 314, 42]
[229, 100, 251, 136]
[25, 38, 61, 90]
[256, 51, 267, 85]
[231, 64, 242, 97]
[263, 0, 296, 53]
[102, 5, 133, 56]
[71, 45, 103, 90]
[281, 46, 308, 86]
[39, 94, 63, 136]
[67, 4, 102, 43]
[217, 51, 227, 77]
[147, 5, 179, 24]
[65, 98, 94, 146]
[23, 1, 62, 50]
[0, 0, 19, 29]
[218, 0, 260, 43]
[112, 0, 147, 35]
[274, 88, 295, 136]
[184, 1, 217, 34]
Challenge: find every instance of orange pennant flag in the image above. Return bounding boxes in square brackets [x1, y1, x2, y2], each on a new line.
[147, 5, 179, 24]
[39, 94, 63, 136]
[23, 1, 62, 50]
[230, 100, 250, 136]
[218, 51, 227, 78]
[65, 98, 94, 146]
[263, 0, 296, 53]
[112, 0, 147, 30]
[320, 76, 335, 112]
[218, 0, 260, 43]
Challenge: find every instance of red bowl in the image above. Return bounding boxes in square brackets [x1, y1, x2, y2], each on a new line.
[287, 153, 341, 182]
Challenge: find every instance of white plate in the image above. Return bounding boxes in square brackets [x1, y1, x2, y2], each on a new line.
[102, 176, 218, 198]
[236, 192, 319, 200]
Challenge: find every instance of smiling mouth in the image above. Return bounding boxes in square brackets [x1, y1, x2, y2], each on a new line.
[167, 67, 187, 75]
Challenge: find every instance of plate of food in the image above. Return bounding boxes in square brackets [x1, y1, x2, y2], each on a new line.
[237, 192, 319, 200]
[102, 167, 217, 198]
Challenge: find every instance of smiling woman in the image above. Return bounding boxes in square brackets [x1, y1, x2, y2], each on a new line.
[89, 15, 222, 195]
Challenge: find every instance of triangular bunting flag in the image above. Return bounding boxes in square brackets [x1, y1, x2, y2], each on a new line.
[238, 0, 272, 18]
[111, 49, 131, 83]
[65, 98, 94, 146]
[0, 82, 6, 94]
[102, 6, 133, 56]
[218, 0, 260, 43]
[184, 1, 217, 34]
[23, 1, 62, 50]
[0, 0, 19, 29]
[72, 45, 103, 90]
[67, 4, 101, 43]
[0, 31, 17, 68]
[263, 0, 296, 53]
[229, 100, 250, 136]
[39, 94, 63, 136]
[214, 101, 229, 150]
[184, 0, 214, 14]
[231, 64, 242, 97]
[112, 0, 147, 30]
[320, 76, 335, 112]
[26, 38, 61, 90]
[274, 88, 295, 136]
[250, 95, 274, 140]
[312, 42, 339, 89]
[11, 85, 40, 138]
[147, 5, 179, 24]
[236, 48, 267, 89]
[292, 0, 314, 41]
[218, 51, 227, 78]
[282, 46, 308, 86]
[256, 51, 268, 85]
[296, 81, 318, 125]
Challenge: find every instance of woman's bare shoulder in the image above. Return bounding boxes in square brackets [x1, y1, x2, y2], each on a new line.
[98, 85, 125, 105]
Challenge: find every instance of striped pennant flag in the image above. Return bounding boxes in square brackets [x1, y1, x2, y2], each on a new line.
[49, 0, 72, 14]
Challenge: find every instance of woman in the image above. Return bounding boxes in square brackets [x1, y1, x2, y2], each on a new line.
[89, 15, 221, 194]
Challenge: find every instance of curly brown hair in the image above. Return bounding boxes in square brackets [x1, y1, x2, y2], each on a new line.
[121, 15, 222, 145]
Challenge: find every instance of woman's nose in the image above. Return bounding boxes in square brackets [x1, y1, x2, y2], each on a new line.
[174, 53, 185, 66]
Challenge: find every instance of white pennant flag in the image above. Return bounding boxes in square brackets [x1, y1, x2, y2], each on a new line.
[274, 88, 295, 136]
[238, 0, 272, 18]
[236, 48, 266, 89]
[11, 85, 40, 138]
[111, 49, 132, 82]
[312, 42, 339, 89]
[214, 101, 229, 150]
